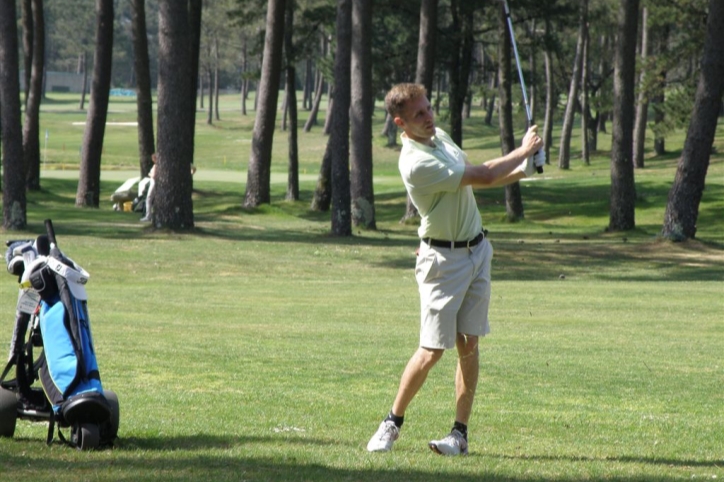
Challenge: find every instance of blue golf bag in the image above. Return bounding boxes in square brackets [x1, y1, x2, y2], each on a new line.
[0, 220, 119, 450]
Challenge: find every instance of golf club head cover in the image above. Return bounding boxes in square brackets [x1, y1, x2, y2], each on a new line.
[6, 241, 33, 276]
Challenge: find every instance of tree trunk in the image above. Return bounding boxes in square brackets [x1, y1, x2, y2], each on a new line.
[79, 52, 88, 110]
[434, 71, 442, 115]
[350, 0, 375, 229]
[633, 6, 650, 169]
[188, 0, 202, 146]
[207, 67, 213, 124]
[241, 35, 248, 116]
[653, 24, 669, 156]
[499, 3, 523, 221]
[323, 85, 334, 135]
[528, 19, 537, 121]
[21, 0, 33, 109]
[558, 0, 588, 170]
[23, 0, 44, 191]
[329, 0, 352, 236]
[214, 44, 220, 122]
[415, 0, 438, 96]
[448, 0, 474, 147]
[131, 0, 155, 178]
[302, 58, 312, 110]
[303, 70, 324, 132]
[155, 0, 195, 230]
[608, 0, 639, 232]
[0, 0, 27, 229]
[383, 113, 398, 147]
[597, 34, 611, 135]
[542, 19, 555, 166]
[661, 0, 724, 241]
[580, 24, 590, 166]
[199, 72, 204, 109]
[484, 73, 497, 126]
[280, 90, 288, 131]
[76, 0, 114, 208]
[242, 79, 249, 115]
[285, 0, 299, 202]
[244, 0, 286, 207]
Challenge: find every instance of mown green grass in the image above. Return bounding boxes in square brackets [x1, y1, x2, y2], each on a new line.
[0, 93, 722, 481]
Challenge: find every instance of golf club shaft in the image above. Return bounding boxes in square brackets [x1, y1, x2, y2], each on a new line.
[502, 0, 543, 173]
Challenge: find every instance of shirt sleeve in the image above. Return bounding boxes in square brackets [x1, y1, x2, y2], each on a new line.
[408, 156, 465, 195]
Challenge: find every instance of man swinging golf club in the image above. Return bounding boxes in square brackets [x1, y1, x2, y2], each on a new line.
[366, 83, 544, 456]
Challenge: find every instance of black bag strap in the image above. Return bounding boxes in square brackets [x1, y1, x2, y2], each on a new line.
[0, 360, 13, 383]
[46, 417, 56, 445]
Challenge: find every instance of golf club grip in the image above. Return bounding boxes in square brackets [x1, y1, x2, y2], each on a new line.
[44, 219, 57, 247]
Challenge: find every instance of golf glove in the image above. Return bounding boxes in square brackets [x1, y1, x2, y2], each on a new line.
[520, 156, 536, 177]
[520, 150, 546, 177]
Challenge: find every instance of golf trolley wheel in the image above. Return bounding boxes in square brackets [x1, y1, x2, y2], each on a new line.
[76, 423, 100, 451]
[104, 390, 120, 439]
[0, 387, 18, 437]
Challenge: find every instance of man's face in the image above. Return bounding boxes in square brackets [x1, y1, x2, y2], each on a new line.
[394, 95, 435, 144]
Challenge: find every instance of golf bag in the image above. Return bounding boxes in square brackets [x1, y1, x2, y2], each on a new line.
[0, 220, 119, 450]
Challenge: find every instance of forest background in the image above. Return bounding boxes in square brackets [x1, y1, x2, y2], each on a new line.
[1, 0, 722, 242]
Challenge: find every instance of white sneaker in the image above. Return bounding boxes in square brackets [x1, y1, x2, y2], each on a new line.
[366, 420, 399, 452]
[428, 429, 468, 456]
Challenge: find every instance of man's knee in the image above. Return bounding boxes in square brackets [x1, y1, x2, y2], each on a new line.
[456, 333, 479, 356]
[415, 346, 444, 368]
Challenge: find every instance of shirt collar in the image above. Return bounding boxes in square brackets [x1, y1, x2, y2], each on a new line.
[401, 131, 439, 152]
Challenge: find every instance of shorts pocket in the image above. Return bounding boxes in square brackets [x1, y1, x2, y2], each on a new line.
[415, 246, 439, 284]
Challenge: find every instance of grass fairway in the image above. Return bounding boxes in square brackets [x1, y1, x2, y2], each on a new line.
[0, 93, 722, 481]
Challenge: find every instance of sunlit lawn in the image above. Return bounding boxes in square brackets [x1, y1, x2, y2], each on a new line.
[0, 92, 722, 481]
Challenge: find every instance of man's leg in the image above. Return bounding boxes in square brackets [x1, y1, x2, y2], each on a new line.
[454, 333, 479, 425]
[367, 346, 443, 452]
[392, 346, 444, 416]
[429, 333, 478, 456]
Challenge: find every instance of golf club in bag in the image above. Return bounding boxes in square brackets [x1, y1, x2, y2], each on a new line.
[502, 0, 545, 173]
[0, 219, 119, 450]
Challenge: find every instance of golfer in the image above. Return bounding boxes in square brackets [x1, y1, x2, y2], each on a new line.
[367, 83, 543, 456]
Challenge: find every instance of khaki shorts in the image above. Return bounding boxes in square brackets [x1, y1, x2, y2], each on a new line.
[415, 238, 493, 349]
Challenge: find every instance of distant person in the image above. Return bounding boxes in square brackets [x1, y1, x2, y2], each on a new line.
[366, 83, 543, 456]
[140, 154, 196, 222]
[140, 153, 157, 222]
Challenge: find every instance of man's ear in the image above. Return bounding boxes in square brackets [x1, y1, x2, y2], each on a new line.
[393, 116, 405, 128]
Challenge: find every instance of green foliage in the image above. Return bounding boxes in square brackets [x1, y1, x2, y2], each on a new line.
[650, 83, 699, 139]
[369, 0, 419, 97]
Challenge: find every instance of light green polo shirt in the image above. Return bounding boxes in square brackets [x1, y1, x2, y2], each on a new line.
[399, 128, 482, 241]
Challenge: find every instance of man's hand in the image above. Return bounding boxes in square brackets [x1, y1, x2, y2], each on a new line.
[521, 125, 543, 157]
[518, 126, 544, 177]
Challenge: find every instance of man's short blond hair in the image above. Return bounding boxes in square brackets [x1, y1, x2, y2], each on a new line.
[385, 83, 428, 118]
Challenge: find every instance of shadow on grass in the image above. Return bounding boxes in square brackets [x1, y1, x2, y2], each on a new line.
[492, 451, 723, 469]
[4, 434, 716, 482]
[19, 178, 724, 283]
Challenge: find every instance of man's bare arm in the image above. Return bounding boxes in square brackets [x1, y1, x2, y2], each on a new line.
[460, 126, 543, 189]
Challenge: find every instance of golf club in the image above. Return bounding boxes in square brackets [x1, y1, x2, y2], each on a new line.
[501, 0, 544, 174]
